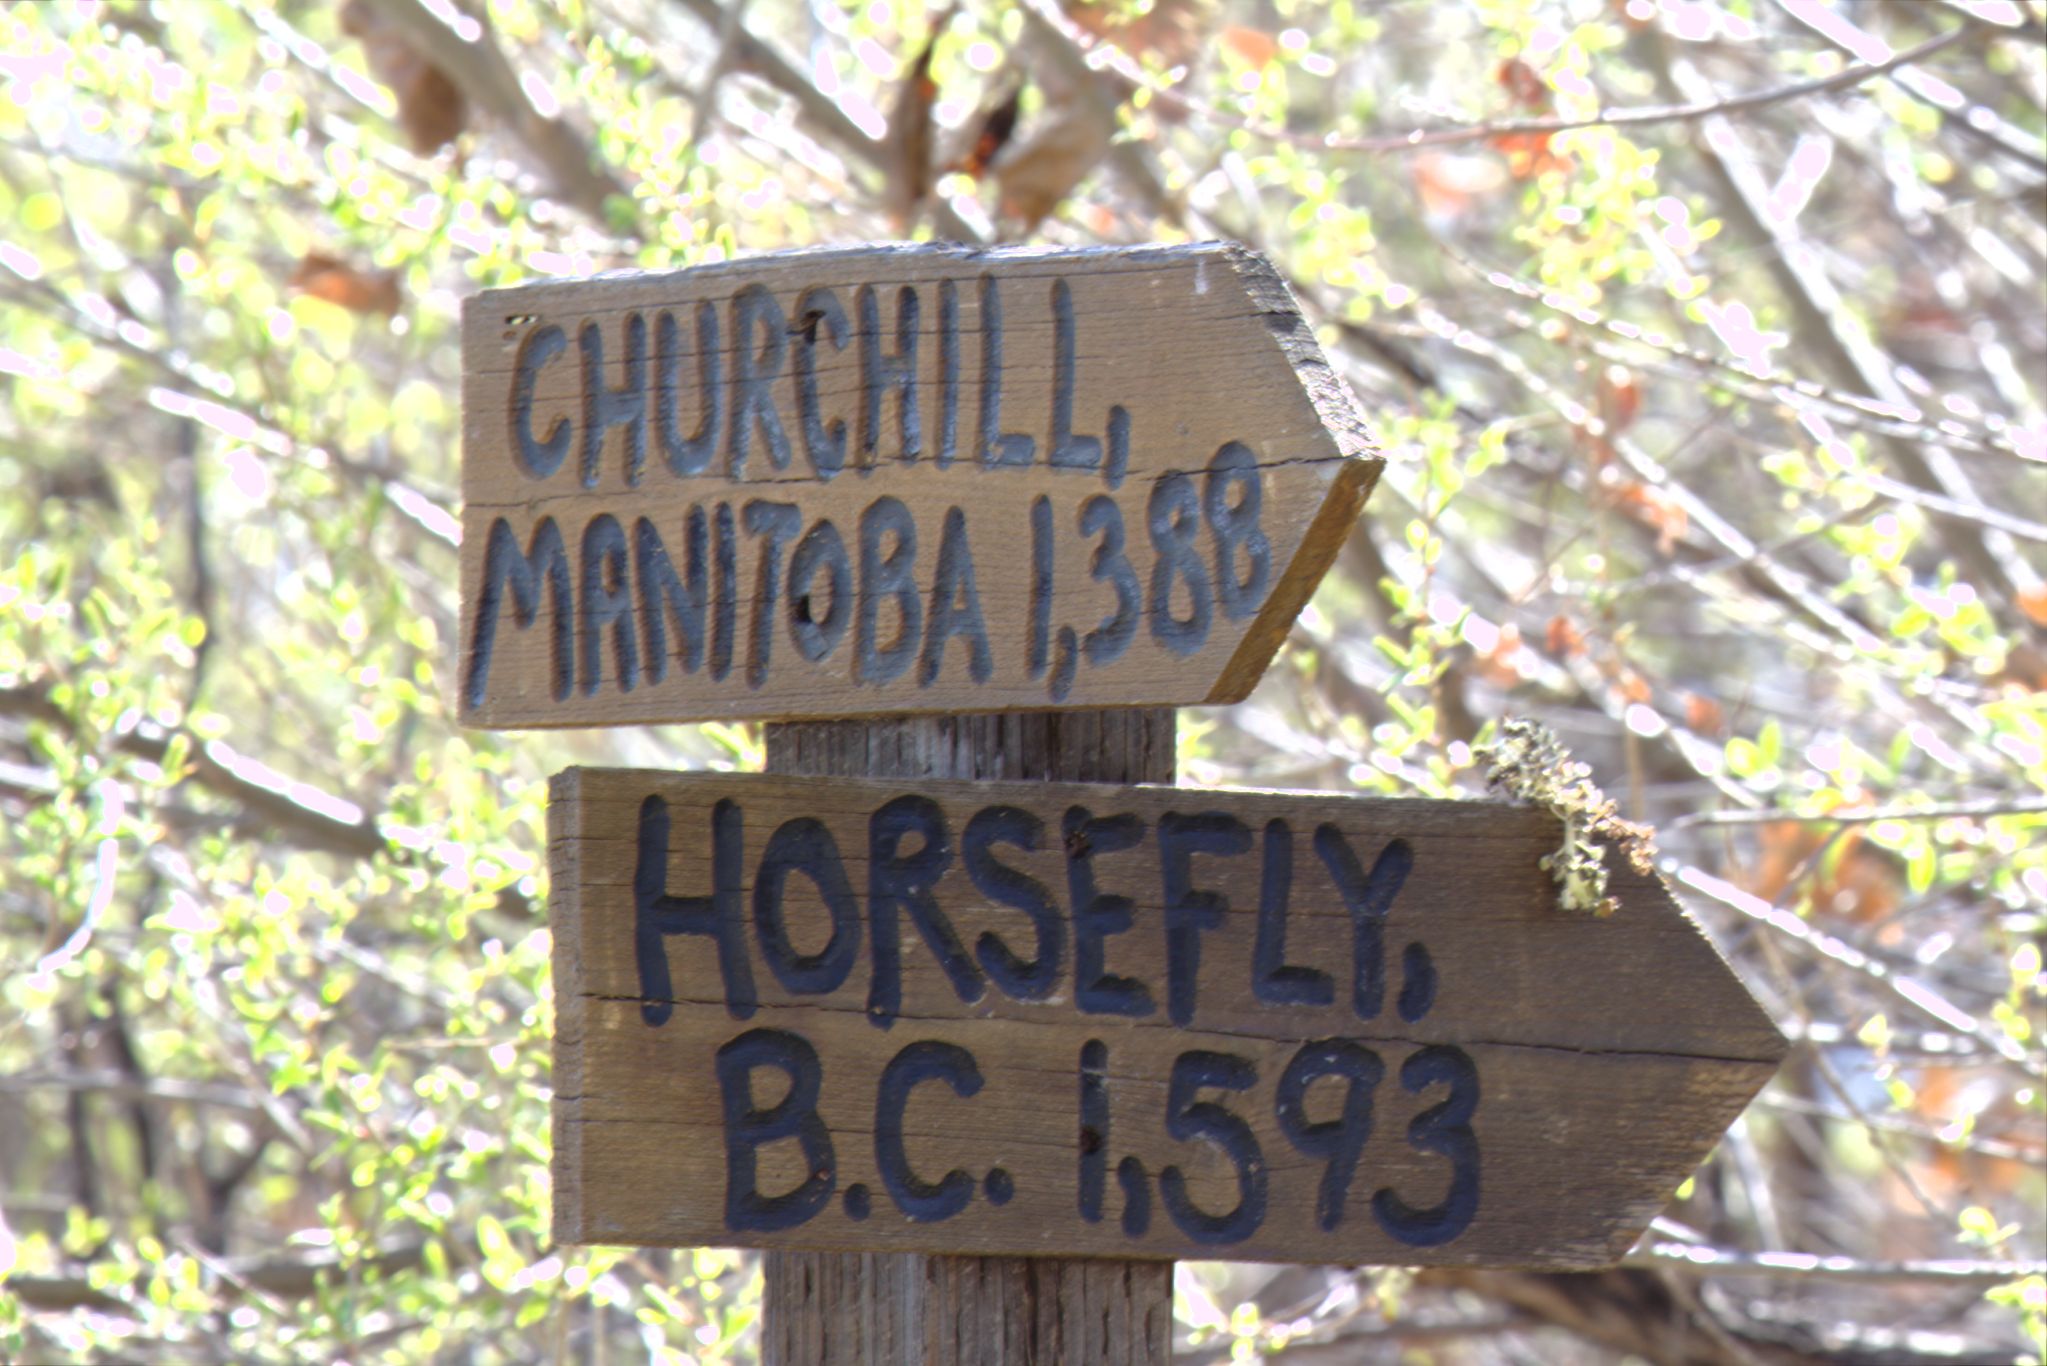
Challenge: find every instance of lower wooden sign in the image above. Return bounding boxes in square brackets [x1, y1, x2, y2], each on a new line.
[549, 769, 1786, 1268]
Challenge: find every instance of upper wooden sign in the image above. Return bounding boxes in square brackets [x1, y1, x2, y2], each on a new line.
[550, 769, 1788, 1268]
[458, 244, 1380, 727]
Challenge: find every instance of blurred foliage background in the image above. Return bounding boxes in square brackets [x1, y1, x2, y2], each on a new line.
[0, 0, 2043, 1361]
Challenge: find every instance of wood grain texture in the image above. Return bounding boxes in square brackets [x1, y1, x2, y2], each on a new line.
[459, 243, 1381, 727]
[550, 769, 1786, 1272]
[756, 710, 1175, 1365]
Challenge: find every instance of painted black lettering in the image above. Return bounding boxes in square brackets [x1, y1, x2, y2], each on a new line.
[787, 518, 851, 664]
[634, 794, 751, 1024]
[1148, 471, 1213, 655]
[977, 274, 1033, 467]
[634, 510, 706, 682]
[919, 506, 992, 686]
[936, 279, 960, 467]
[580, 313, 646, 487]
[1159, 1051, 1265, 1246]
[1253, 819, 1332, 1007]
[1065, 807, 1153, 1017]
[742, 501, 801, 689]
[1118, 1156, 1151, 1237]
[511, 323, 569, 480]
[579, 513, 638, 694]
[1399, 942, 1437, 1023]
[1105, 404, 1130, 489]
[1047, 279, 1099, 472]
[875, 1040, 982, 1222]
[1078, 1038, 1109, 1223]
[753, 817, 859, 996]
[1276, 1039, 1382, 1232]
[856, 496, 920, 685]
[464, 516, 571, 709]
[1028, 494, 1052, 679]
[963, 805, 1060, 1002]
[1049, 625, 1078, 704]
[1372, 1045, 1480, 1247]
[867, 795, 980, 1028]
[1159, 811, 1251, 1027]
[711, 502, 737, 682]
[858, 284, 920, 463]
[1206, 441, 1270, 619]
[792, 286, 849, 480]
[716, 1028, 834, 1232]
[656, 303, 722, 476]
[1314, 829, 1413, 1023]
[1080, 495, 1140, 667]
[729, 283, 792, 475]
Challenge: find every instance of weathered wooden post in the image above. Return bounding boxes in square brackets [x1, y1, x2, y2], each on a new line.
[459, 243, 1785, 1364]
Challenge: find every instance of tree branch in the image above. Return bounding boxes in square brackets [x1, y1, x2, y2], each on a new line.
[0, 683, 388, 861]
[1325, 28, 1969, 152]
[356, 0, 632, 228]
[1634, 1242, 2047, 1285]
[1649, 30, 2041, 616]
[1673, 795, 2047, 828]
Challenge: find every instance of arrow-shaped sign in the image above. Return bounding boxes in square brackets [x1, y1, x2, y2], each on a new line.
[550, 769, 1787, 1269]
[458, 244, 1380, 727]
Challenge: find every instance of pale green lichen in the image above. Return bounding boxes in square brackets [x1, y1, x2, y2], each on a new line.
[1480, 717, 1656, 917]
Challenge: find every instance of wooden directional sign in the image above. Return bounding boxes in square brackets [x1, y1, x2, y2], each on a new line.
[458, 244, 1380, 727]
[550, 769, 1787, 1269]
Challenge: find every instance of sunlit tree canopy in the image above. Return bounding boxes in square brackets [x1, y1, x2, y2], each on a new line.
[1, 0, 2042, 1361]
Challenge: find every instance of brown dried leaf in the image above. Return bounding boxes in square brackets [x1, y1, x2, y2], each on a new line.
[290, 251, 403, 316]
[340, 0, 466, 155]
[953, 84, 1023, 180]
[1495, 57, 1552, 112]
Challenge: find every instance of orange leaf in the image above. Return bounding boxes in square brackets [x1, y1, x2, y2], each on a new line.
[1610, 478, 1688, 555]
[1475, 621, 1524, 688]
[1412, 151, 1505, 218]
[2019, 585, 2047, 627]
[1219, 24, 1278, 68]
[1489, 129, 1568, 179]
[1598, 364, 1641, 435]
[290, 252, 402, 316]
[1545, 614, 1585, 659]
[1682, 691, 1726, 737]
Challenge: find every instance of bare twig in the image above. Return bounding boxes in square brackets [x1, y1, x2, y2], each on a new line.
[1674, 795, 2047, 829]
[1322, 29, 1970, 152]
[1776, 0, 2047, 174]
[1636, 1242, 2047, 1285]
